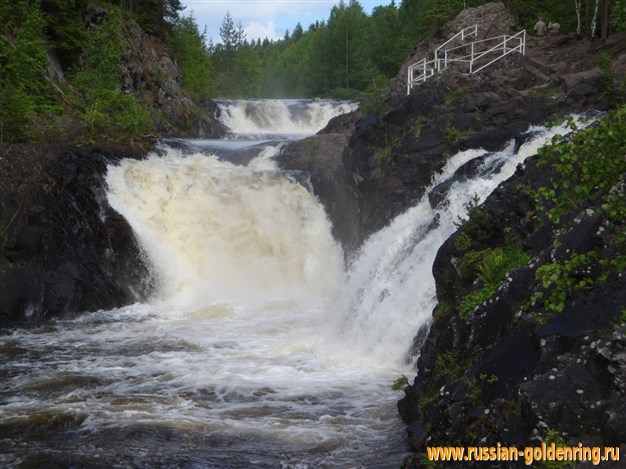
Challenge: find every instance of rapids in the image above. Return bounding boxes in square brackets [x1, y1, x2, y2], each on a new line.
[0, 100, 579, 467]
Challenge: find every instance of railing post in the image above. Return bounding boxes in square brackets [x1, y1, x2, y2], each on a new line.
[407, 67, 411, 95]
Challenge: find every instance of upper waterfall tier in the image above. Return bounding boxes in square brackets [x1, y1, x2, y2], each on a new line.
[215, 99, 358, 138]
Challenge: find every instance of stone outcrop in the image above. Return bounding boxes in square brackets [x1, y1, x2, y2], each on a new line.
[0, 143, 153, 325]
[277, 111, 365, 254]
[118, 18, 226, 138]
[398, 148, 626, 467]
[390, 2, 517, 97]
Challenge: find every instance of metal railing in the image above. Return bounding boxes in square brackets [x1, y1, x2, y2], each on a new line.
[406, 27, 526, 95]
[406, 58, 437, 95]
[438, 29, 526, 74]
[434, 24, 478, 71]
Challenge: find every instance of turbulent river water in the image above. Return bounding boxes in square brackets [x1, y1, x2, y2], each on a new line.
[0, 100, 577, 468]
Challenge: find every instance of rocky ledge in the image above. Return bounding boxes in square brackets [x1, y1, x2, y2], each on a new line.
[398, 121, 626, 466]
[0, 143, 153, 325]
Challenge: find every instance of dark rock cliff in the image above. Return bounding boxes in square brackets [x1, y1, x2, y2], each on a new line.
[398, 137, 626, 467]
[0, 143, 152, 325]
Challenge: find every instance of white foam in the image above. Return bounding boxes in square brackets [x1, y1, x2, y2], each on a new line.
[216, 99, 358, 137]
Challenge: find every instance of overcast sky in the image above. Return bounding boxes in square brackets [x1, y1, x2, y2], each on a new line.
[180, 0, 392, 44]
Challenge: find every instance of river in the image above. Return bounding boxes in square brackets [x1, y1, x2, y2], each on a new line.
[0, 100, 576, 468]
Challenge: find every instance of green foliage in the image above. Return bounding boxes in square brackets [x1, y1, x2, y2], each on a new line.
[71, 12, 150, 136]
[423, 0, 465, 31]
[40, 0, 88, 69]
[417, 392, 438, 411]
[110, 0, 184, 38]
[598, 52, 626, 103]
[213, 0, 420, 98]
[535, 252, 596, 313]
[611, 1, 626, 31]
[479, 373, 499, 385]
[445, 89, 470, 107]
[441, 121, 461, 144]
[479, 246, 529, 286]
[458, 246, 529, 317]
[539, 429, 573, 469]
[172, 14, 214, 100]
[0, 0, 51, 142]
[433, 299, 453, 318]
[435, 349, 468, 380]
[535, 109, 626, 226]
[459, 286, 497, 318]
[531, 106, 626, 317]
[455, 195, 494, 248]
[361, 61, 392, 115]
[392, 375, 409, 391]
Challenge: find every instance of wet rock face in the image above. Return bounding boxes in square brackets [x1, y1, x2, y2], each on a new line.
[397, 154, 626, 465]
[337, 71, 555, 249]
[277, 111, 364, 253]
[0, 145, 152, 325]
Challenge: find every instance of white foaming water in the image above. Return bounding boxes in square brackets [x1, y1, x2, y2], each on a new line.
[0, 103, 579, 467]
[106, 146, 345, 308]
[216, 99, 358, 137]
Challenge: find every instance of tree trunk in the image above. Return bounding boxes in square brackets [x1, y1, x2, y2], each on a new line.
[600, 0, 610, 39]
[574, 0, 582, 34]
[591, 0, 600, 38]
[345, 27, 349, 89]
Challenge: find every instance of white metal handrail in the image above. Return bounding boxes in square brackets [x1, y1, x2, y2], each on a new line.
[407, 58, 437, 95]
[434, 24, 478, 71]
[468, 30, 526, 73]
[438, 30, 526, 73]
[406, 27, 526, 95]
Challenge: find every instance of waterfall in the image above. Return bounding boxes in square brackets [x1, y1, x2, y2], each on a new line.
[336, 122, 575, 365]
[215, 99, 358, 137]
[106, 147, 345, 308]
[0, 99, 581, 468]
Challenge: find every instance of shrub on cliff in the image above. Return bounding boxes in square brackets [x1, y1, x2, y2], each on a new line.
[531, 105, 626, 316]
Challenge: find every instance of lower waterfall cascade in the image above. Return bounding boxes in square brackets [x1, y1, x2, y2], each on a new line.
[0, 100, 581, 467]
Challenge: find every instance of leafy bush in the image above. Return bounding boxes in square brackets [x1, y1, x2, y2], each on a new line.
[435, 349, 469, 380]
[391, 375, 409, 391]
[532, 106, 626, 317]
[458, 246, 529, 317]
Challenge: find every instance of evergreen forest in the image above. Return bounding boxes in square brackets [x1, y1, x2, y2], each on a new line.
[1, 0, 625, 143]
